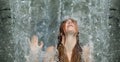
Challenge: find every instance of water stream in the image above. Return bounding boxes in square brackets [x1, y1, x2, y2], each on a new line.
[1, 0, 119, 62]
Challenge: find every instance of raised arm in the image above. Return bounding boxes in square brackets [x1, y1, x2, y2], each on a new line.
[28, 35, 44, 62]
[83, 45, 91, 62]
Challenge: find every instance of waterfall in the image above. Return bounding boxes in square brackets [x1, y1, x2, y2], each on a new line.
[1, 0, 120, 62]
[10, 0, 32, 62]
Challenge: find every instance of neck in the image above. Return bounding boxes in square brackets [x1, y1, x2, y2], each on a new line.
[63, 34, 77, 62]
[64, 34, 76, 52]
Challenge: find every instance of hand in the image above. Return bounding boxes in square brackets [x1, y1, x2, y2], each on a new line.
[39, 41, 44, 49]
[30, 35, 44, 50]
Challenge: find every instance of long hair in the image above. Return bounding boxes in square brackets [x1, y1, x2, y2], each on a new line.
[57, 18, 82, 62]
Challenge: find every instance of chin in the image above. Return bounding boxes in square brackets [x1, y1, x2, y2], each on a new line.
[66, 30, 75, 35]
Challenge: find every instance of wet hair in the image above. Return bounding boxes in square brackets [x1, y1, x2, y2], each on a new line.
[57, 18, 82, 62]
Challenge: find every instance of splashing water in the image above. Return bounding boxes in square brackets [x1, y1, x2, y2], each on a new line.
[9, 0, 111, 62]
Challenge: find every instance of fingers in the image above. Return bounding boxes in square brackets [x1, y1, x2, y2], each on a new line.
[32, 35, 38, 42]
[31, 35, 44, 49]
[39, 41, 44, 49]
[31, 35, 38, 45]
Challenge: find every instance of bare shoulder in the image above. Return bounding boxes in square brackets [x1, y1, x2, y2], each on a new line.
[43, 46, 55, 62]
[82, 44, 90, 55]
[46, 46, 55, 53]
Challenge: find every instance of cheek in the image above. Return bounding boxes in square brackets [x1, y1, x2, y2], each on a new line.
[74, 24, 78, 33]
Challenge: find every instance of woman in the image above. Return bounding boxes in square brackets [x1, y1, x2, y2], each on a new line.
[29, 18, 91, 62]
[57, 18, 83, 62]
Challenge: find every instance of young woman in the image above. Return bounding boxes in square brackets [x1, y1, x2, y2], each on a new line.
[29, 18, 91, 62]
[57, 18, 83, 62]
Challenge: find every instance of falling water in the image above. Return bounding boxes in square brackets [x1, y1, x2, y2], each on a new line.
[1, 0, 120, 62]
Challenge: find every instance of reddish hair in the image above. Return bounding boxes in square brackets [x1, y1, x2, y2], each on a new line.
[57, 18, 82, 62]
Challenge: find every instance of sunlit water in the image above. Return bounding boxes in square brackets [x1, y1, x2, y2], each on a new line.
[9, 0, 110, 62]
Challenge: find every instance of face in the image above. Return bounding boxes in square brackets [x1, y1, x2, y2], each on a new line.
[64, 19, 78, 35]
[59, 18, 78, 36]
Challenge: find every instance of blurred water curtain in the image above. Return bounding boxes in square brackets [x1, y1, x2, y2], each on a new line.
[1, 0, 120, 62]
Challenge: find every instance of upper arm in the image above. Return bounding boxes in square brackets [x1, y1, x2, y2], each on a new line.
[82, 44, 91, 62]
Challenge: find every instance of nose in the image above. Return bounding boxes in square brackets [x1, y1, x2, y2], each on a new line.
[68, 20, 72, 25]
